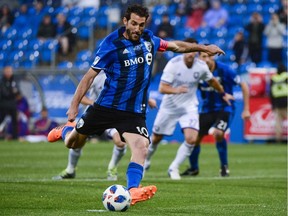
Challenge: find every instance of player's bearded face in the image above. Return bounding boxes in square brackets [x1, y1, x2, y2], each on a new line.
[124, 13, 146, 41]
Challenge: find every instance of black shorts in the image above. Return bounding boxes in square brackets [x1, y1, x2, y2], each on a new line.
[199, 111, 232, 136]
[75, 104, 149, 142]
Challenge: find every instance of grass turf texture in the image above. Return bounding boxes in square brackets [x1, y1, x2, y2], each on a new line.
[0, 140, 286, 216]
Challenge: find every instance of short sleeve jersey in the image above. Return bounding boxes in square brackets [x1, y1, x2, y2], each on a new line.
[199, 61, 241, 113]
[160, 55, 213, 113]
[91, 27, 165, 114]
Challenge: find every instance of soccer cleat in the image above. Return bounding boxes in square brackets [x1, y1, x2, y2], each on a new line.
[168, 168, 181, 180]
[129, 185, 157, 205]
[180, 168, 199, 176]
[52, 170, 76, 180]
[107, 167, 118, 181]
[47, 121, 76, 142]
[220, 165, 230, 177]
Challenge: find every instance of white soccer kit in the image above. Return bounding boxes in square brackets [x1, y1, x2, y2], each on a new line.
[153, 55, 213, 135]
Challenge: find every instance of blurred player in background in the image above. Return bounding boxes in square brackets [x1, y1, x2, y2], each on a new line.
[144, 38, 233, 180]
[181, 51, 250, 177]
[47, 4, 225, 205]
[52, 71, 127, 181]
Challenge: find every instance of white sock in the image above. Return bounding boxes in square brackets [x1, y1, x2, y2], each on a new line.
[146, 142, 159, 161]
[169, 142, 194, 170]
[108, 145, 127, 170]
[66, 148, 82, 173]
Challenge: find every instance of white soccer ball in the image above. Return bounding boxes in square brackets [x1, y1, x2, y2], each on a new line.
[102, 184, 131, 212]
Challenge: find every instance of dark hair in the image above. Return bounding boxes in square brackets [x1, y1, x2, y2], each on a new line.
[184, 38, 198, 44]
[124, 4, 149, 21]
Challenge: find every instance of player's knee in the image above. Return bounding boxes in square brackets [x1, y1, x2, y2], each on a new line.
[186, 136, 197, 145]
[213, 131, 224, 141]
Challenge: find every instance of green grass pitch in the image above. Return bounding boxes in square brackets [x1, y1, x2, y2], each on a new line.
[0, 140, 286, 216]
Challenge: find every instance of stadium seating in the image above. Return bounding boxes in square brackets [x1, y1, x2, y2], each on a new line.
[0, 1, 285, 70]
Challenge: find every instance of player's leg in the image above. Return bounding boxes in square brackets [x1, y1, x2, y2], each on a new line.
[182, 113, 214, 176]
[145, 111, 178, 170]
[52, 148, 82, 180]
[168, 112, 199, 180]
[213, 111, 231, 177]
[117, 114, 157, 205]
[106, 128, 127, 180]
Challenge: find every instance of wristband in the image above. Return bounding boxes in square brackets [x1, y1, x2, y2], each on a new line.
[220, 92, 226, 97]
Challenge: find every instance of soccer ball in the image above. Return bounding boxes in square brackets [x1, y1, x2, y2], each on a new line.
[102, 184, 131, 212]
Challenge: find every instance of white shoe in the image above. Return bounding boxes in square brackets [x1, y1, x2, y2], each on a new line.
[168, 168, 181, 180]
[107, 168, 118, 181]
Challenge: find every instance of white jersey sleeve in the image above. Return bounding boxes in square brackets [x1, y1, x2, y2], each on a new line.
[88, 70, 106, 101]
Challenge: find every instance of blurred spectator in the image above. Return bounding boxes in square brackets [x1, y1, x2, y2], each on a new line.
[32, 106, 58, 136]
[16, 92, 30, 120]
[277, 0, 288, 26]
[231, 31, 248, 65]
[77, 0, 100, 9]
[37, 14, 56, 41]
[269, 63, 287, 143]
[201, 0, 228, 29]
[0, 4, 15, 33]
[175, 0, 189, 16]
[14, 3, 29, 26]
[186, 0, 207, 30]
[6, 111, 29, 141]
[0, 66, 19, 140]
[28, 0, 46, 30]
[55, 13, 77, 56]
[156, 13, 174, 39]
[264, 13, 286, 65]
[61, 0, 77, 9]
[245, 12, 265, 64]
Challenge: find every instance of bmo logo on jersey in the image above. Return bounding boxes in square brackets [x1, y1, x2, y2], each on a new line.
[124, 53, 153, 67]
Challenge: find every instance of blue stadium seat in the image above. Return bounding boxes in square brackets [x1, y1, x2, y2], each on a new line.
[40, 39, 59, 63]
[13, 39, 29, 51]
[3, 27, 18, 40]
[175, 27, 195, 40]
[57, 61, 74, 69]
[74, 61, 90, 70]
[152, 4, 168, 16]
[28, 39, 43, 51]
[0, 39, 13, 51]
[76, 49, 93, 62]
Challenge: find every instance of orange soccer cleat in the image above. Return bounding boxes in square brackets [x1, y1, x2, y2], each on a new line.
[129, 185, 157, 205]
[47, 121, 76, 142]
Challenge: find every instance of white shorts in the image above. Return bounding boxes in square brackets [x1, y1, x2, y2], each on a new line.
[104, 128, 118, 139]
[152, 110, 199, 136]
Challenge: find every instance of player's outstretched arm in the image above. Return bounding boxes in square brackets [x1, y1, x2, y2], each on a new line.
[166, 41, 225, 56]
[240, 81, 251, 120]
[67, 68, 100, 122]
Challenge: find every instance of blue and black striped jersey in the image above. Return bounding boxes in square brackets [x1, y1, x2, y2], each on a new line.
[91, 27, 163, 114]
[199, 61, 241, 113]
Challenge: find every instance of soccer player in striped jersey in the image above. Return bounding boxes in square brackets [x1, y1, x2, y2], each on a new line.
[144, 38, 234, 180]
[181, 51, 250, 177]
[47, 4, 225, 205]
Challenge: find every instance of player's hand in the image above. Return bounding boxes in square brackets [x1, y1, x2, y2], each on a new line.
[148, 98, 157, 109]
[205, 45, 225, 56]
[176, 85, 189, 94]
[241, 110, 251, 120]
[222, 93, 234, 106]
[66, 106, 78, 122]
